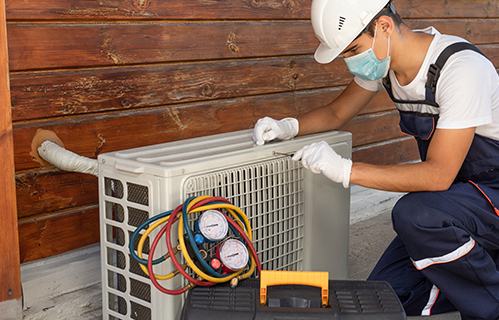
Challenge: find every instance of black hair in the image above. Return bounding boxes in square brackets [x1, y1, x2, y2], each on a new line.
[355, 1, 404, 40]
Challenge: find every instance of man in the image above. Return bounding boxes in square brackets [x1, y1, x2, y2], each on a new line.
[253, 0, 499, 319]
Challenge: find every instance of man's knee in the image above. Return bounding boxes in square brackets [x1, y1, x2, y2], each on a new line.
[392, 192, 441, 237]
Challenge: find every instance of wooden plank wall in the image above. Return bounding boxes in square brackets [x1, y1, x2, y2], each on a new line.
[6, 0, 499, 263]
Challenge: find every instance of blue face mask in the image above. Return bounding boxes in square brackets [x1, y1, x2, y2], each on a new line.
[344, 25, 391, 81]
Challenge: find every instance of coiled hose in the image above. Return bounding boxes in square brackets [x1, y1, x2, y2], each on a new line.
[130, 196, 261, 295]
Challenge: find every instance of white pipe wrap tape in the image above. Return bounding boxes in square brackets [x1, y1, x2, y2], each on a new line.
[38, 140, 99, 177]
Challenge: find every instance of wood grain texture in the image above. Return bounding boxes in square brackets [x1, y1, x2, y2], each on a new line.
[7, 19, 499, 71]
[10, 57, 350, 121]
[353, 137, 420, 166]
[16, 169, 98, 219]
[6, 0, 499, 21]
[7, 21, 319, 71]
[0, 0, 21, 303]
[5, 0, 311, 20]
[405, 19, 499, 44]
[18, 206, 99, 263]
[343, 110, 404, 147]
[394, 0, 499, 19]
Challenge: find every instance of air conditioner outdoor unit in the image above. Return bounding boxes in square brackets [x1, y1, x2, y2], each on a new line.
[98, 129, 352, 320]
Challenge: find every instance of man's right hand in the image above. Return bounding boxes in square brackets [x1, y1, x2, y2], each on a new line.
[253, 117, 299, 146]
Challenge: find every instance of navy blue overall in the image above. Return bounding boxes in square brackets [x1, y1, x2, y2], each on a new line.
[368, 43, 499, 319]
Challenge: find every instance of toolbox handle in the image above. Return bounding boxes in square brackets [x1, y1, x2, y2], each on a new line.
[259, 270, 329, 307]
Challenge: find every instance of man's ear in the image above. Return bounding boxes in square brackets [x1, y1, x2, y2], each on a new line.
[377, 15, 394, 36]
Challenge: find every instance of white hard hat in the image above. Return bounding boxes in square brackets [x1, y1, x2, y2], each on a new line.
[311, 0, 390, 64]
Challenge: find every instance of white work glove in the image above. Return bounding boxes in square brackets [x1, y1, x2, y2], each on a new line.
[292, 141, 352, 188]
[253, 117, 299, 146]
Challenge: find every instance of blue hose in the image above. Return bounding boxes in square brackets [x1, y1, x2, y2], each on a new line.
[129, 209, 173, 266]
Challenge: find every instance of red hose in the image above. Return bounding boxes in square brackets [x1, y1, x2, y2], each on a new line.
[164, 206, 216, 287]
[223, 212, 262, 276]
[147, 205, 186, 295]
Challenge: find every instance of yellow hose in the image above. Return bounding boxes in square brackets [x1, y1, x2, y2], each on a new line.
[138, 215, 178, 280]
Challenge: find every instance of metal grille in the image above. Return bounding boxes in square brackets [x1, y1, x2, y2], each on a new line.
[184, 158, 304, 272]
[130, 278, 151, 302]
[131, 301, 152, 320]
[128, 207, 149, 227]
[104, 181, 153, 320]
[127, 183, 149, 206]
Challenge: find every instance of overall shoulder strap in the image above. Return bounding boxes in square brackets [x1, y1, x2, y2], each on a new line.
[426, 42, 487, 94]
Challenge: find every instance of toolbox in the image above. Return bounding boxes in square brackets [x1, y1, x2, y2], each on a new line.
[180, 271, 406, 320]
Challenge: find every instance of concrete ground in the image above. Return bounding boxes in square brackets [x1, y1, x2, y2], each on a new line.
[348, 191, 461, 320]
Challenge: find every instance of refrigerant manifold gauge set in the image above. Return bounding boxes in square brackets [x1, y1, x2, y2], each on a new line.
[129, 196, 261, 295]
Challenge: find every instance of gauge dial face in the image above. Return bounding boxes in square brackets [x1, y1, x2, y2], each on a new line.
[219, 239, 249, 271]
[198, 210, 228, 241]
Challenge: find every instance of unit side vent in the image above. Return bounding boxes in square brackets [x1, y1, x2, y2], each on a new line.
[104, 179, 153, 320]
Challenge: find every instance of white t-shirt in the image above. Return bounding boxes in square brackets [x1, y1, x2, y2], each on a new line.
[354, 27, 499, 141]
